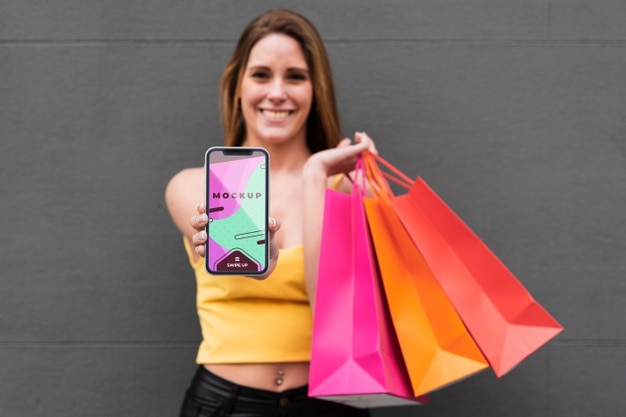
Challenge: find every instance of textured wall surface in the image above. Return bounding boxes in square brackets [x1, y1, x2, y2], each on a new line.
[1, 1, 624, 416]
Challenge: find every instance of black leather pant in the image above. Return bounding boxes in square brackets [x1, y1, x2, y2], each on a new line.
[179, 366, 370, 417]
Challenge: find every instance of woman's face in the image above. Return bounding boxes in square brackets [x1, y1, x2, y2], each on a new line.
[240, 33, 313, 148]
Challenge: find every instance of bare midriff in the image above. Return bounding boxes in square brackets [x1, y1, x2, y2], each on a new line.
[204, 362, 310, 392]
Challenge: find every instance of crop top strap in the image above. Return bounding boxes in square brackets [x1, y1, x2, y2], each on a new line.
[331, 173, 348, 190]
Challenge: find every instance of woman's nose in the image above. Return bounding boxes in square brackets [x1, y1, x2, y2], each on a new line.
[268, 79, 287, 100]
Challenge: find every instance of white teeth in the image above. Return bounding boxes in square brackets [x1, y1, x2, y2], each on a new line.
[263, 110, 290, 119]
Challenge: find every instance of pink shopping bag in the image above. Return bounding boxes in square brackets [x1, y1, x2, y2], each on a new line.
[309, 158, 427, 408]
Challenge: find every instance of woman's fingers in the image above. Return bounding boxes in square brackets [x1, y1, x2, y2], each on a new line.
[190, 204, 208, 256]
[354, 131, 378, 154]
[268, 216, 281, 233]
[192, 229, 207, 256]
[336, 137, 352, 148]
[267, 216, 281, 262]
[192, 229, 207, 245]
[191, 208, 208, 232]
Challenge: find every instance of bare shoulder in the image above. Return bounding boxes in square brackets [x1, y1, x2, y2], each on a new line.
[165, 167, 204, 238]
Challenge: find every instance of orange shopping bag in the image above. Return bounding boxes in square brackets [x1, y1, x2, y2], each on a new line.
[362, 153, 489, 396]
[365, 151, 563, 377]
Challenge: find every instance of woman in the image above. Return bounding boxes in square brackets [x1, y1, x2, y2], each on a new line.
[166, 9, 375, 417]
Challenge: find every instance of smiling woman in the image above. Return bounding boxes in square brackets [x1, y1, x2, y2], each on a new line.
[165, 8, 376, 417]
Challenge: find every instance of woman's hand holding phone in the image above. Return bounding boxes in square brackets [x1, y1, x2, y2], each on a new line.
[190, 205, 281, 279]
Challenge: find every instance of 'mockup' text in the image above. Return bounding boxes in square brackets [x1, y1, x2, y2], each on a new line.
[213, 192, 263, 199]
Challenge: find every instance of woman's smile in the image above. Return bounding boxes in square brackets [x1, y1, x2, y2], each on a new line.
[260, 109, 294, 120]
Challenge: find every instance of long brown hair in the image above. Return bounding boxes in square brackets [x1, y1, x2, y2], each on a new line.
[219, 9, 342, 153]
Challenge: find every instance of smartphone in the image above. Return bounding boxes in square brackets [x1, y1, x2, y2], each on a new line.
[205, 147, 269, 276]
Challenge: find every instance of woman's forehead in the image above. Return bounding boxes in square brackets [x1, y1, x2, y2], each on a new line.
[246, 34, 308, 69]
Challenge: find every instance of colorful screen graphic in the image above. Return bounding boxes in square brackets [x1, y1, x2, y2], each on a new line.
[205, 148, 268, 274]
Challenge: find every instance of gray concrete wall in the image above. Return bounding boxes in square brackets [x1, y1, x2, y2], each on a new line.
[1, 1, 624, 416]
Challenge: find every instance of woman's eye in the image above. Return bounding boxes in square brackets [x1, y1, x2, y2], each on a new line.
[251, 71, 269, 80]
[288, 72, 307, 81]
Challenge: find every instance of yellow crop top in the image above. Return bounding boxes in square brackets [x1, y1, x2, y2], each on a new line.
[183, 239, 312, 364]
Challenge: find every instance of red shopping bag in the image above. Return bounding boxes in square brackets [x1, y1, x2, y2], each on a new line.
[367, 152, 563, 377]
[309, 158, 427, 408]
[361, 153, 489, 396]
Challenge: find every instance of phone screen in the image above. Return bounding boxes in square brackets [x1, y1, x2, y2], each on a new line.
[205, 147, 269, 275]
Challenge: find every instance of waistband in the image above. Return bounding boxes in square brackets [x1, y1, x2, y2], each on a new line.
[194, 365, 310, 402]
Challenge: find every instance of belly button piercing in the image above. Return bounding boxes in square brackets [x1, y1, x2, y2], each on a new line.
[275, 369, 284, 386]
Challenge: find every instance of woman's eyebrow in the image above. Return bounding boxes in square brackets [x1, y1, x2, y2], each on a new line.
[246, 65, 309, 72]
[246, 65, 269, 71]
[286, 67, 310, 73]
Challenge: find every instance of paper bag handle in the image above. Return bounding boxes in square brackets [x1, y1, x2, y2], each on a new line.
[362, 151, 413, 202]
